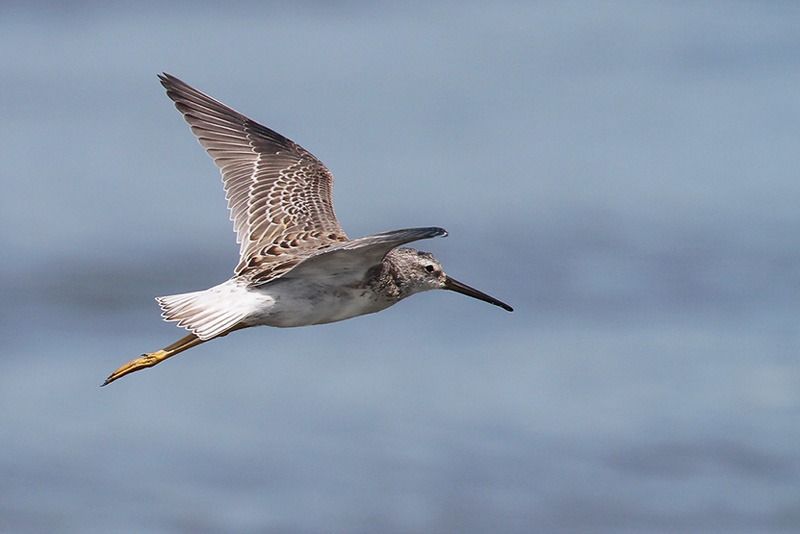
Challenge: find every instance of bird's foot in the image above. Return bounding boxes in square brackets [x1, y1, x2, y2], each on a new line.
[101, 350, 167, 386]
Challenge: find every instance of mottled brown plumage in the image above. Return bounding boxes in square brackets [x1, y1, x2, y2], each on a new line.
[160, 73, 348, 280]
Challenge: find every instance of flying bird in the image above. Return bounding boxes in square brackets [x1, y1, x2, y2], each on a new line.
[102, 74, 512, 386]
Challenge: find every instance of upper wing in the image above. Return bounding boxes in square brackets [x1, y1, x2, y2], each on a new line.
[159, 73, 348, 275]
[251, 227, 448, 286]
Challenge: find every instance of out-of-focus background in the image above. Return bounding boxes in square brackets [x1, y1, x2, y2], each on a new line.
[2, 1, 799, 532]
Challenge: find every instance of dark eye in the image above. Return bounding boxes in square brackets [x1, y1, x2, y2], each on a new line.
[425, 265, 435, 273]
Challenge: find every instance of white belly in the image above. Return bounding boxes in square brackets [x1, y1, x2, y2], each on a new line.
[243, 278, 392, 328]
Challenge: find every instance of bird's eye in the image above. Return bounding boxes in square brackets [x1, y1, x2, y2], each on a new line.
[425, 265, 435, 273]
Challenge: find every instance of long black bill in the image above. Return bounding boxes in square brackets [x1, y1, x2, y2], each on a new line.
[444, 276, 513, 312]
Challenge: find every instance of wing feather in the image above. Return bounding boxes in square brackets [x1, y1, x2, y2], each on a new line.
[251, 227, 448, 285]
[159, 73, 348, 275]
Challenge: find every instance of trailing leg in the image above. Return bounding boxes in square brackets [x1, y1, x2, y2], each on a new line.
[101, 333, 205, 386]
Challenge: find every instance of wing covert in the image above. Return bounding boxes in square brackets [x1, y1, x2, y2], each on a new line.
[251, 227, 448, 285]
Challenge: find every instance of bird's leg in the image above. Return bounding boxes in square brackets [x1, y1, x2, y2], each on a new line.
[101, 333, 206, 386]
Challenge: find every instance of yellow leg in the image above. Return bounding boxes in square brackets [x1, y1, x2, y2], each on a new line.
[101, 333, 206, 386]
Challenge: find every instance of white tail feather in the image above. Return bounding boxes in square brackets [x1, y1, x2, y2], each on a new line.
[156, 281, 252, 340]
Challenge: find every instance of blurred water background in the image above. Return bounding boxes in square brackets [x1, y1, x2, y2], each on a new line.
[1, 1, 799, 532]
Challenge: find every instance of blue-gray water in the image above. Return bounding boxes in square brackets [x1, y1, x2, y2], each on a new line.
[2, 2, 799, 532]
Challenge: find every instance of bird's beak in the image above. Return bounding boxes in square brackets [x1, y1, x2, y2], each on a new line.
[444, 276, 513, 312]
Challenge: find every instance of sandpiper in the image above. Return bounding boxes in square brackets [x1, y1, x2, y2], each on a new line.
[102, 73, 512, 386]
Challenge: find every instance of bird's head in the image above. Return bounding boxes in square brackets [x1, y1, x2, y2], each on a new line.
[390, 248, 513, 312]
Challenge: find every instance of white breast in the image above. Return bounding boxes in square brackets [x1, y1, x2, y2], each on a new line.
[243, 278, 393, 328]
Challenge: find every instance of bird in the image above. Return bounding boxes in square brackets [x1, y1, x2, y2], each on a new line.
[102, 73, 512, 386]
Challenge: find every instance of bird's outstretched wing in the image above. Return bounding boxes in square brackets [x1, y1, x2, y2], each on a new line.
[159, 73, 348, 275]
[251, 227, 447, 286]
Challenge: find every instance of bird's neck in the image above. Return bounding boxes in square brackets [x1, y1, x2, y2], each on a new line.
[370, 253, 415, 301]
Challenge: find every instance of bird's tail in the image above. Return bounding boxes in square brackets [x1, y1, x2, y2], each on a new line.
[156, 280, 251, 341]
[101, 281, 257, 386]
